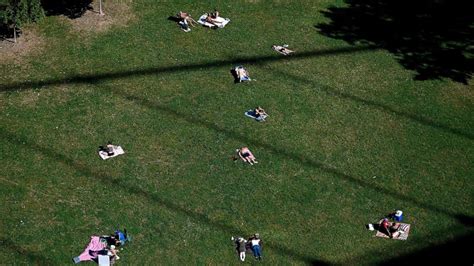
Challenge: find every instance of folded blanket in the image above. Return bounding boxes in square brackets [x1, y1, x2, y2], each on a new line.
[198, 14, 230, 28]
[74, 236, 107, 263]
[99, 146, 125, 160]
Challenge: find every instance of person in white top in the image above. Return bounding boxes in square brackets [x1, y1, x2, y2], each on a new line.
[248, 233, 262, 260]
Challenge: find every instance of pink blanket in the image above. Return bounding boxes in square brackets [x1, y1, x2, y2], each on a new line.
[78, 236, 106, 261]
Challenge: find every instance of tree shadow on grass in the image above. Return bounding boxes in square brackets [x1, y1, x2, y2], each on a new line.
[0, 237, 54, 264]
[1, 45, 377, 92]
[41, 0, 93, 19]
[2, 45, 471, 141]
[379, 231, 473, 265]
[102, 88, 465, 220]
[316, 0, 474, 84]
[3, 66, 463, 222]
[0, 128, 330, 265]
[268, 68, 474, 141]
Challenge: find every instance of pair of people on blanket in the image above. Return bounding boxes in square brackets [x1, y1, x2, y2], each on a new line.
[205, 9, 220, 25]
[379, 218, 403, 238]
[177, 10, 224, 28]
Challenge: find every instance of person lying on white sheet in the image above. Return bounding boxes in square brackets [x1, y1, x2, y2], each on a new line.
[205, 9, 229, 28]
[272, 45, 294, 55]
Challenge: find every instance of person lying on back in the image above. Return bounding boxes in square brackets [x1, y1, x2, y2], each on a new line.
[238, 147, 258, 165]
[205, 9, 221, 25]
[177, 11, 197, 27]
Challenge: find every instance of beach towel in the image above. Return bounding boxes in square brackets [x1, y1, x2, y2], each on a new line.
[245, 110, 267, 122]
[198, 14, 230, 28]
[99, 146, 125, 160]
[375, 222, 411, 240]
[73, 236, 107, 263]
[272, 45, 294, 55]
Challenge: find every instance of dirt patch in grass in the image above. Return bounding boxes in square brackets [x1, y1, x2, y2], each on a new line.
[70, 1, 135, 35]
[0, 27, 44, 65]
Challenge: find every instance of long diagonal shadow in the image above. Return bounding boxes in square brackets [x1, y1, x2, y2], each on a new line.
[0, 237, 55, 264]
[0, 128, 329, 265]
[105, 87, 459, 219]
[1, 46, 376, 92]
[270, 68, 473, 141]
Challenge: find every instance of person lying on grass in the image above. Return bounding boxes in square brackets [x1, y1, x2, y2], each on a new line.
[205, 9, 222, 26]
[235, 66, 250, 82]
[254, 107, 268, 121]
[272, 45, 294, 55]
[99, 142, 115, 156]
[177, 11, 197, 27]
[237, 147, 258, 165]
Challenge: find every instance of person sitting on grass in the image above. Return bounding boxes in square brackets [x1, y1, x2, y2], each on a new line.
[380, 218, 401, 238]
[237, 147, 258, 165]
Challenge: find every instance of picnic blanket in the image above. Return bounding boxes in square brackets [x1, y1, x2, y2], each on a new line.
[375, 222, 411, 240]
[198, 14, 230, 28]
[73, 236, 107, 263]
[99, 146, 125, 160]
[245, 110, 267, 122]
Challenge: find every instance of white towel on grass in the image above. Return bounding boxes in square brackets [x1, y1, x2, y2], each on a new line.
[98, 146, 125, 160]
[198, 14, 230, 28]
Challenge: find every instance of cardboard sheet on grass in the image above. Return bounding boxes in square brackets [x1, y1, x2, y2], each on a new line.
[375, 223, 411, 240]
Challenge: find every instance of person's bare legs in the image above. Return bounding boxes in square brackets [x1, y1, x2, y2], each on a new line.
[246, 157, 253, 165]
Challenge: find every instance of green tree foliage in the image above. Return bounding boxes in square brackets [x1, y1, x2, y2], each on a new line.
[0, 0, 44, 36]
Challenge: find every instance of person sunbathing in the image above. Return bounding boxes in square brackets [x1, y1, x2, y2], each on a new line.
[210, 9, 219, 19]
[272, 45, 294, 55]
[177, 11, 197, 27]
[254, 107, 268, 121]
[99, 142, 115, 156]
[205, 10, 222, 26]
[235, 67, 250, 82]
[255, 107, 267, 117]
[238, 147, 258, 165]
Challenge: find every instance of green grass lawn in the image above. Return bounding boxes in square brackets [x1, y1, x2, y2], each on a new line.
[1, 1, 473, 265]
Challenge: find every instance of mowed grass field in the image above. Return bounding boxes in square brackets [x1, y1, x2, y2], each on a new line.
[1, 1, 473, 265]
